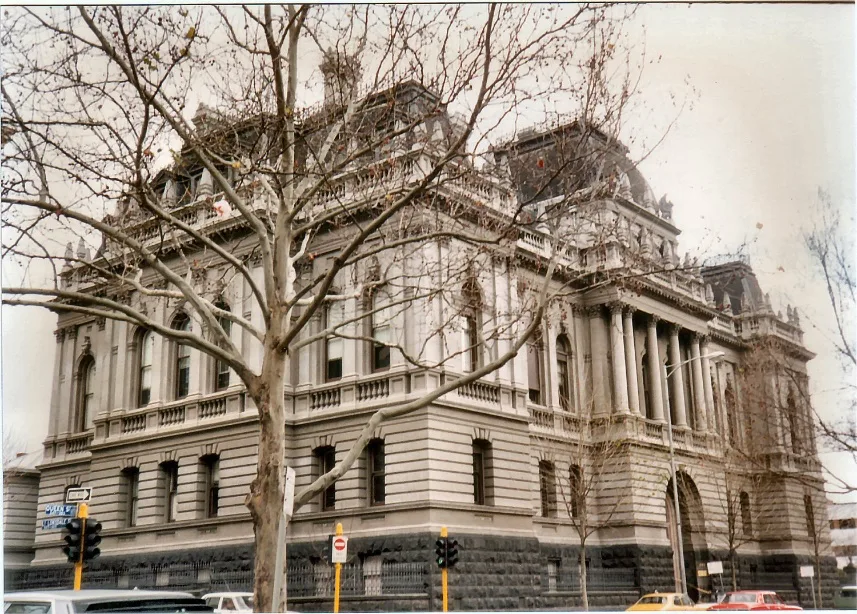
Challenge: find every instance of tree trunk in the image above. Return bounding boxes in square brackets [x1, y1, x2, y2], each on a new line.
[730, 551, 737, 591]
[580, 543, 589, 612]
[247, 345, 287, 613]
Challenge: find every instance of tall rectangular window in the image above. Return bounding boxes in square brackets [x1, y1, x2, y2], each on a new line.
[161, 461, 179, 523]
[172, 314, 191, 399]
[569, 464, 584, 519]
[316, 447, 336, 511]
[804, 495, 816, 538]
[463, 314, 481, 372]
[326, 304, 344, 381]
[214, 307, 232, 392]
[203, 456, 220, 518]
[556, 335, 573, 411]
[123, 468, 139, 528]
[371, 290, 391, 371]
[368, 439, 385, 505]
[473, 443, 486, 505]
[740, 491, 752, 536]
[527, 341, 543, 405]
[139, 331, 154, 406]
[539, 460, 556, 517]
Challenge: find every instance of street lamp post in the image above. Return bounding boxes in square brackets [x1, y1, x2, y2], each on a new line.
[662, 350, 725, 597]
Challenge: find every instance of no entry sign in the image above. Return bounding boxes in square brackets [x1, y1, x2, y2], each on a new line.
[331, 536, 348, 564]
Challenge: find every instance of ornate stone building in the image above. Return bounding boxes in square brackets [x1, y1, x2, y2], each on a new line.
[6, 77, 836, 609]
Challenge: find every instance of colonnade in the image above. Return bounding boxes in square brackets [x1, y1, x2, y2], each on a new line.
[590, 303, 718, 431]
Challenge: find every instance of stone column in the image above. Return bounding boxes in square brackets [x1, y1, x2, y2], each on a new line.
[646, 316, 665, 422]
[690, 335, 707, 431]
[609, 304, 629, 414]
[668, 325, 688, 428]
[701, 337, 715, 431]
[588, 306, 608, 416]
[623, 308, 640, 414]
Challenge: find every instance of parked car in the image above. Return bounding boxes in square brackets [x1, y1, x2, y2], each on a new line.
[3, 589, 213, 613]
[201, 593, 253, 613]
[708, 590, 802, 610]
[833, 585, 857, 610]
[627, 592, 697, 611]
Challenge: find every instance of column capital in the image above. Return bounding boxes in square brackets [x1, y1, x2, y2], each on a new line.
[608, 302, 625, 316]
[699, 333, 711, 345]
[570, 304, 587, 316]
[585, 305, 604, 318]
[668, 322, 682, 336]
[623, 305, 637, 317]
[54, 328, 66, 343]
[647, 314, 660, 327]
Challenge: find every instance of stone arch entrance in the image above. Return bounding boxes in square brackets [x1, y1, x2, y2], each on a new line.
[666, 471, 708, 601]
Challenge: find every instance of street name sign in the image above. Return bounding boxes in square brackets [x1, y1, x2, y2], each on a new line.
[41, 518, 70, 531]
[800, 565, 814, 578]
[331, 536, 348, 564]
[707, 561, 724, 575]
[45, 504, 77, 517]
[65, 487, 93, 504]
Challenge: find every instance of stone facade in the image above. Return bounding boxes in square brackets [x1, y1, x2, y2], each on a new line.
[7, 79, 836, 609]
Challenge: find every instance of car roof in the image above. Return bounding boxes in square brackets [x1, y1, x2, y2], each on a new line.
[201, 593, 252, 598]
[5, 590, 197, 600]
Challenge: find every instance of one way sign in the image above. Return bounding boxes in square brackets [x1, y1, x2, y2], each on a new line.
[65, 487, 93, 504]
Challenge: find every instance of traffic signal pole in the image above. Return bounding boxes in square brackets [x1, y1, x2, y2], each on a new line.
[440, 526, 448, 613]
[74, 503, 88, 591]
[333, 523, 343, 614]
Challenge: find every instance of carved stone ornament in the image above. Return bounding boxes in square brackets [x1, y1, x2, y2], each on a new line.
[67, 326, 79, 340]
[54, 329, 66, 343]
[96, 317, 106, 331]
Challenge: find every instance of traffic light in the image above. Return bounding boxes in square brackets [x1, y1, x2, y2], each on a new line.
[62, 518, 83, 563]
[435, 538, 448, 568]
[446, 539, 459, 568]
[83, 518, 102, 561]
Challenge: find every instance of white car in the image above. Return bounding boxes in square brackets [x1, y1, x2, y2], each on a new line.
[3, 589, 211, 613]
[201, 593, 254, 614]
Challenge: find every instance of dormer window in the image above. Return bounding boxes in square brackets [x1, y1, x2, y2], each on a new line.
[176, 168, 203, 206]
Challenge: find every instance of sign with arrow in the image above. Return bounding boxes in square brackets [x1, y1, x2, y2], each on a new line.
[65, 487, 93, 504]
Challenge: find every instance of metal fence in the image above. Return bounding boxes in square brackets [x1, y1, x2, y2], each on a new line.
[287, 561, 427, 597]
[547, 565, 638, 592]
[5, 561, 426, 598]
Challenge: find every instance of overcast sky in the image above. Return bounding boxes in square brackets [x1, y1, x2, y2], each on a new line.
[2, 4, 854, 497]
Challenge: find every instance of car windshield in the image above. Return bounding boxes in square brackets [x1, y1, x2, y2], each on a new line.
[242, 596, 253, 609]
[725, 594, 757, 603]
[638, 596, 666, 604]
[5, 604, 52, 614]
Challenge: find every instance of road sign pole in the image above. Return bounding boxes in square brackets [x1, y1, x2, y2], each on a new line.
[440, 526, 448, 613]
[74, 503, 88, 591]
[334, 523, 343, 614]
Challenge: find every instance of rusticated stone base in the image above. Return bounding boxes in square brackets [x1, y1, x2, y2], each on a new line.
[7, 536, 837, 611]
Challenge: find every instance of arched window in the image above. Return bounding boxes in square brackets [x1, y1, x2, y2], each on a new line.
[740, 491, 753, 536]
[172, 313, 191, 399]
[370, 289, 391, 372]
[139, 330, 154, 406]
[76, 356, 96, 431]
[556, 334, 573, 411]
[214, 303, 231, 391]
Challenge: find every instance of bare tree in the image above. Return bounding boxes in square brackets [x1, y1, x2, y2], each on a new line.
[803, 188, 856, 492]
[534, 408, 636, 611]
[0, 5, 680, 609]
